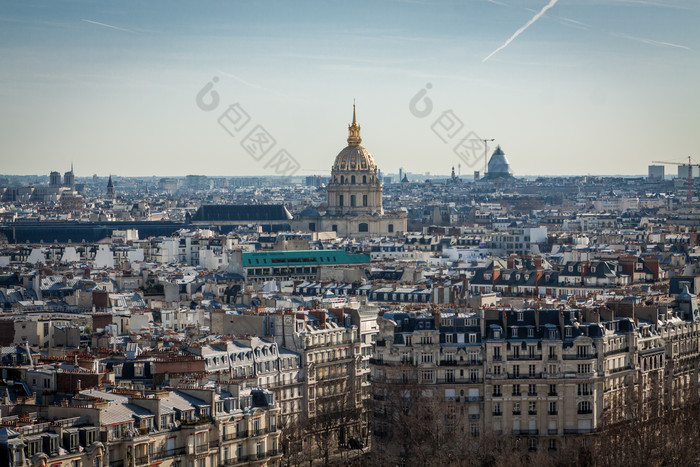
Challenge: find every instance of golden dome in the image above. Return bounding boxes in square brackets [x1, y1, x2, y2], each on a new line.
[332, 145, 377, 172]
[331, 103, 377, 172]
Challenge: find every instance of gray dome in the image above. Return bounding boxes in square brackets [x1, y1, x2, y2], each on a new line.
[486, 145, 513, 177]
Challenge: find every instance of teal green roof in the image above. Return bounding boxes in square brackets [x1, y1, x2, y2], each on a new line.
[242, 249, 369, 267]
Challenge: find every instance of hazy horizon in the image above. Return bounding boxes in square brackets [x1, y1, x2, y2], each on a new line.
[2, 0, 698, 178]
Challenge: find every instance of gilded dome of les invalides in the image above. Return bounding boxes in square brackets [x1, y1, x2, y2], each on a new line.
[331, 105, 377, 173]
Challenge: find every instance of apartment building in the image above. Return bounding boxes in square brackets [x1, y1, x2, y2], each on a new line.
[371, 295, 700, 455]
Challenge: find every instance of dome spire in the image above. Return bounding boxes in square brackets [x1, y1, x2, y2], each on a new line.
[347, 101, 361, 146]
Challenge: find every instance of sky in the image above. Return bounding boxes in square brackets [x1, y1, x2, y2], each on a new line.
[1, 0, 698, 178]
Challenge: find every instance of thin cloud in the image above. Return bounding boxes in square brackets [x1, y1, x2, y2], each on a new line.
[81, 19, 132, 33]
[483, 0, 559, 62]
[615, 33, 692, 50]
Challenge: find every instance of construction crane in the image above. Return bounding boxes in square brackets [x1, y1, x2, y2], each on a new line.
[652, 156, 699, 203]
[468, 138, 495, 175]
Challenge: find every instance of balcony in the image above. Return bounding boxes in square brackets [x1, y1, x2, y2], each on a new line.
[514, 429, 538, 436]
[548, 411, 558, 416]
[223, 431, 248, 441]
[468, 414, 480, 420]
[564, 428, 594, 435]
[528, 411, 537, 415]
[493, 411, 502, 417]
[152, 447, 186, 460]
[512, 410, 521, 416]
[563, 354, 597, 360]
[493, 355, 502, 361]
[492, 392, 502, 397]
[548, 429, 558, 435]
[578, 409, 593, 414]
[134, 455, 149, 466]
[548, 392, 557, 397]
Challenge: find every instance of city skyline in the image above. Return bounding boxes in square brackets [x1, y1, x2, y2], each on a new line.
[1, 0, 698, 177]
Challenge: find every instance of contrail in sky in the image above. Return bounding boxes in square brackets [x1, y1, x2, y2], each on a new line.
[482, 0, 559, 62]
[81, 19, 132, 33]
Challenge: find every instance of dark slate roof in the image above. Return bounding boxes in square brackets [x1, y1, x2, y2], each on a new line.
[191, 205, 293, 222]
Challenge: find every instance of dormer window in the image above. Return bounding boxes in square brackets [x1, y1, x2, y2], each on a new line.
[517, 312, 524, 321]
[565, 327, 572, 337]
[511, 327, 518, 337]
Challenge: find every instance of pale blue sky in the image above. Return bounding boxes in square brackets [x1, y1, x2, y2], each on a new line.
[1, 0, 698, 177]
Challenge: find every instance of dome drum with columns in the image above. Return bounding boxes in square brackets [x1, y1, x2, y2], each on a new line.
[295, 105, 406, 237]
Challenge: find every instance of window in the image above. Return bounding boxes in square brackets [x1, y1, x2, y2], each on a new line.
[577, 345, 589, 358]
[351, 195, 356, 207]
[512, 365, 520, 377]
[363, 195, 368, 207]
[339, 195, 344, 206]
[549, 384, 557, 396]
[511, 327, 518, 337]
[445, 370, 454, 383]
[494, 365, 501, 375]
[421, 352, 433, 363]
[578, 401, 592, 414]
[512, 384, 521, 396]
[445, 334, 453, 343]
[513, 402, 521, 414]
[388, 224, 394, 233]
[528, 384, 537, 396]
[528, 439, 537, 451]
[528, 346, 536, 358]
[358, 223, 369, 233]
[421, 370, 433, 382]
[351, 175, 356, 184]
[528, 328, 534, 338]
[517, 312, 524, 321]
[493, 385, 502, 396]
[363, 175, 367, 183]
[528, 401, 537, 415]
[469, 333, 477, 343]
[493, 402, 502, 415]
[513, 347, 520, 359]
[565, 327, 572, 337]
[549, 439, 557, 451]
[528, 364, 536, 377]
[469, 369, 479, 382]
[494, 347, 501, 360]
[549, 402, 557, 415]
[577, 383, 591, 396]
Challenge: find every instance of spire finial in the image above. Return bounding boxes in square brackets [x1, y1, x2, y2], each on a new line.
[347, 101, 361, 146]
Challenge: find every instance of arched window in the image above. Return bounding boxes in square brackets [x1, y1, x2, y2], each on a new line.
[359, 223, 369, 232]
[351, 175, 356, 184]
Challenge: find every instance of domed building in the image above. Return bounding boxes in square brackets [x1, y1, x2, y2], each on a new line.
[483, 145, 514, 180]
[296, 105, 406, 237]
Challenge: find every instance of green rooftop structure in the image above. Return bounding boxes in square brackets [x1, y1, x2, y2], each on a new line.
[240, 249, 370, 280]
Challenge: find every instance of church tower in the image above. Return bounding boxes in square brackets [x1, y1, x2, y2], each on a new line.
[326, 105, 383, 216]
